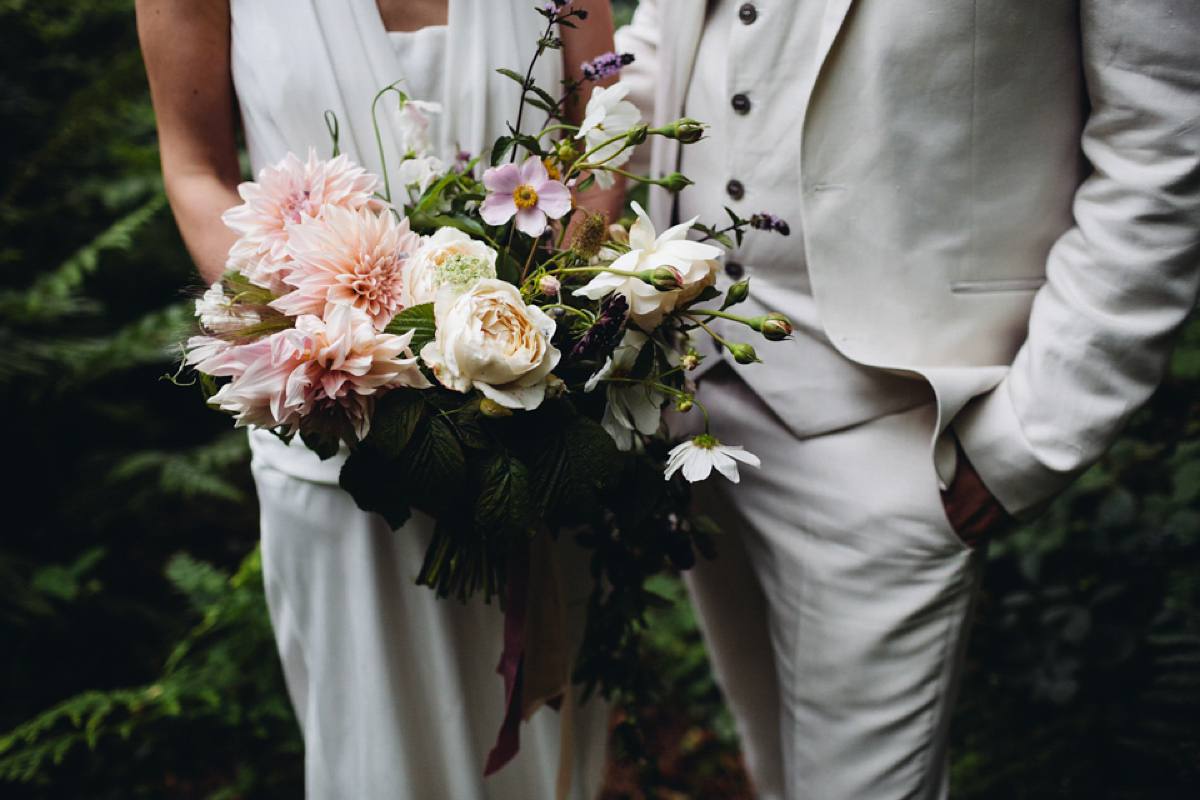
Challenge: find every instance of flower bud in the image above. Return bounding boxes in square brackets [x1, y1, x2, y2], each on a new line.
[746, 312, 794, 341]
[727, 342, 761, 365]
[480, 398, 513, 418]
[657, 172, 693, 193]
[656, 118, 705, 144]
[723, 279, 750, 307]
[625, 124, 649, 147]
[675, 395, 695, 413]
[680, 350, 701, 371]
[556, 140, 578, 165]
[539, 274, 562, 296]
[642, 266, 683, 291]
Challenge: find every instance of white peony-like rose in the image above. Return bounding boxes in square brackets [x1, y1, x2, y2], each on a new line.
[574, 201, 723, 328]
[404, 227, 498, 306]
[420, 279, 561, 410]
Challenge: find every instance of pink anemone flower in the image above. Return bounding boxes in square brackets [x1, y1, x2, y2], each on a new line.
[479, 157, 572, 237]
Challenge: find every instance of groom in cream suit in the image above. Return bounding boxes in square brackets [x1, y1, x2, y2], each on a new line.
[617, 1, 1200, 798]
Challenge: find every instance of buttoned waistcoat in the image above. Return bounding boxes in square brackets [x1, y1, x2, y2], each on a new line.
[617, 0, 1200, 518]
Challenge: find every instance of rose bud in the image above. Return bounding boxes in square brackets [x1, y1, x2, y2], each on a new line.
[727, 342, 761, 364]
[657, 118, 705, 144]
[539, 274, 562, 296]
[723, 279, 750, 307]
[480, 398, 514, 418]
[760, 312, 793, 341]
[643, 265, 683, 291]
[658, 172, 693, 193]
[625, 124, 649, 147]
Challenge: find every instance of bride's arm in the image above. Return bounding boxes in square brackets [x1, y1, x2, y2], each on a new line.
[560, 0, 626, 222]
[136, 0, 241, 285]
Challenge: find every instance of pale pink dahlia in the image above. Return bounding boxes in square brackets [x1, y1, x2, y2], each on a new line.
[270, 206, 421, 330]
[195, 305, 430, 439]
[479, 157, 572, 237]
[222, 149, 384, 292]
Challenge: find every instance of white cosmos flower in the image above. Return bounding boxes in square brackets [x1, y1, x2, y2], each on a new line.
[575, 84, 641, 189]
[585, 330, 666, 450]
[196, 283, 259, 334]
[574, 201, 722, 328]
[394, 99, 442, 158]
[664, 434, 761, 483]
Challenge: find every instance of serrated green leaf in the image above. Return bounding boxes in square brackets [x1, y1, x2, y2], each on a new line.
[522, 400, 621, 526]
[364, 388, 426, 459]
[491, 135, 515, 166]
[402, 415, 467, 514]
[339, 450, 412, 530]
[385, 303, 436, 354]
[496, 68, 529, 87]
[474, 450, 534, 542]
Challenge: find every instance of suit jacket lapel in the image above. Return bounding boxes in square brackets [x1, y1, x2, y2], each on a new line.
[812, 0, 858, 92]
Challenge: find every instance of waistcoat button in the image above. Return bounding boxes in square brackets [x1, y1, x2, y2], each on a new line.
[731, 93, 751, 114]
[725, 261, 745, 279]
[738, 4, 757, 24]
[726, 179, 745, 200]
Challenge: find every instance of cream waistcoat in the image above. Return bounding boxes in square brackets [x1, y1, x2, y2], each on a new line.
[617, 0, 1200, 517]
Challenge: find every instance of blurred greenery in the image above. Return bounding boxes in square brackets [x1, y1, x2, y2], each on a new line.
[2, 0, 1198, 798]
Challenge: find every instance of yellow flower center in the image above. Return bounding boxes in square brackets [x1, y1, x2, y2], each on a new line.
[542, 158, 561, 181]
[513, 184, 539, 210]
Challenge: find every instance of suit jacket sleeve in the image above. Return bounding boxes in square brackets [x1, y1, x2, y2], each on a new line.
[954, 0, 1200, 519]
[612, 0, 660, 176]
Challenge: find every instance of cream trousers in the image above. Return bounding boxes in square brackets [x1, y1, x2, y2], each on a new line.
[685, 367, 984, 800]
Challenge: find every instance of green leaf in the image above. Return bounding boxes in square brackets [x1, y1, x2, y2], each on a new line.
[576, 173, 596, 193]
[522, 400, 621, 526]
[363, 388, 426, 459]
[339, 450, 412, 530]
[474, 450, 534, 542]
[300, 429, 341, 460]
[401, 415, 467, 514]
[384, 303, 436, 354]
[496, 68, 529, 87]
[491, 135, 515, 166]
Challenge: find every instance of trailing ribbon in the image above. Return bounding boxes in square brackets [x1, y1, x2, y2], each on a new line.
[483, 531, 572, 784]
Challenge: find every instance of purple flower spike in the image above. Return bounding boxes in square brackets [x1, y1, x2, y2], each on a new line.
[581, 52, 636, 82]
[750, 212, 791, 236]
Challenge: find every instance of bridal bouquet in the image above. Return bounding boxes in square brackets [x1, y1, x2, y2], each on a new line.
[183, 0, 790, 773]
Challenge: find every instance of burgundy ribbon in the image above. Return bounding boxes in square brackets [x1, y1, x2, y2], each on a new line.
[483, 547, 531, 776]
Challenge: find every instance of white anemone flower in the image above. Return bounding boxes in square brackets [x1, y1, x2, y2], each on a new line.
[665, 434, 761, 483]
[574, 201, 722, 328]
[585, 330, 666, 450]
[575, 84, 641, 189]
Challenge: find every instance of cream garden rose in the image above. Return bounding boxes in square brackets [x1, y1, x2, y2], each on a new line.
[420, 278, 560, 410]
[404, 227, 498, 306]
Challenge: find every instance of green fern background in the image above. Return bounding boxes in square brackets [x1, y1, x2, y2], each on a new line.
[2, 1, 1198, 798]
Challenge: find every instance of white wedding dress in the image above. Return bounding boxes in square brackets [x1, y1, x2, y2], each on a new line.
[229, 2, 609, 797]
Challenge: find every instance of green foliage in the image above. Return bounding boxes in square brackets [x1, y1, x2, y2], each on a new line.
[0, 550, 300, 797]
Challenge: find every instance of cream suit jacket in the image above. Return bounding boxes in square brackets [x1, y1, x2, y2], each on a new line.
[617, 0, 1200, 519]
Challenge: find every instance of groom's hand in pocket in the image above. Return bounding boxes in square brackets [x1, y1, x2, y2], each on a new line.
[941, 439, 1017, 550]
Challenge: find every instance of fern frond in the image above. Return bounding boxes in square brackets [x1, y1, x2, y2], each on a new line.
[0, 193, 168, 323]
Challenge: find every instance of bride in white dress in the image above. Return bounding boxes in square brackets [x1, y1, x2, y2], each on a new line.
[136, 1, 623, 797]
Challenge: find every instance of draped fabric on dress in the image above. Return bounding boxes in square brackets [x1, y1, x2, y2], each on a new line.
[228, 3, 606, 798]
